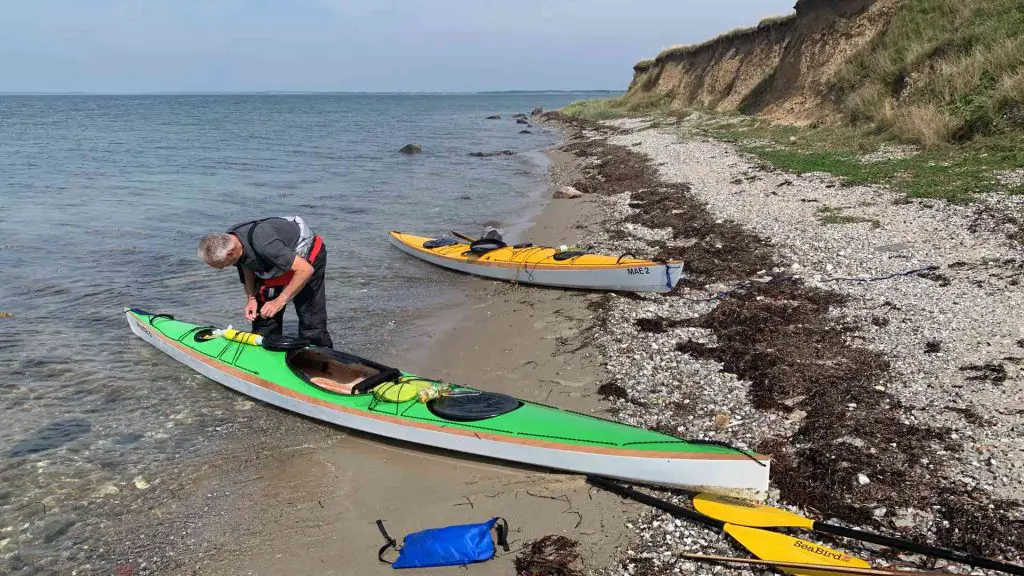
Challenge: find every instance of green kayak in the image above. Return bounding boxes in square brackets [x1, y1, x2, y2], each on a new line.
[126, 308, 770, 495]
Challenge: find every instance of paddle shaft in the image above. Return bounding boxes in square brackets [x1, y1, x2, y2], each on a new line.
[680, 553, 952, 576]
[813, 521, 1024, 576]
[589, 477, 876, 573]
[450, 231, 476, 243]
[587, 476, 725, 530]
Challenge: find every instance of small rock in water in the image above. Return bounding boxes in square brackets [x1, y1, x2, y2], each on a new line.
[519, 130, 532, 134]
[553, 186, 583, 199]
[516, 118, 531, 125]
[94, 484, 121, 497]
[485, 114, 501, 120]
[40, 517, 75, 544]
[398, 144, 422, 154]
[134, 476, 151, 490]
[530, 106, 543, 116]
[0, 311, 13, 319]
[114, 432, 144, 446]
[468, 150, 516, 157]
[857, 473, 871, 485]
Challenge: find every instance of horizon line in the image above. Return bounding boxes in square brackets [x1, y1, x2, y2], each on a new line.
[0, 89, 624, 96]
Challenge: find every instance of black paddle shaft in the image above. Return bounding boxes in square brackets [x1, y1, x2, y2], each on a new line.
[816, 522, 1024, 576]
[587, 476, 724, 531]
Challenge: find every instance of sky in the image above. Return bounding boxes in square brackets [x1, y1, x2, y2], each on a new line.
[0, 0, 795, 93]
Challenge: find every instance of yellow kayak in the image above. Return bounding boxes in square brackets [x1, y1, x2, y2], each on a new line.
[389, 232, 684, 293]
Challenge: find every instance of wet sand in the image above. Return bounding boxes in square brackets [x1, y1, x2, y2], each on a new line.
[153, 149, 643, 575]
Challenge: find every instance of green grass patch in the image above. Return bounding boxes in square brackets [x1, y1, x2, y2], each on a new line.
[706, 116, 1023, 203]
[562, 92, 673, 122]
[562, 99, 627, 121]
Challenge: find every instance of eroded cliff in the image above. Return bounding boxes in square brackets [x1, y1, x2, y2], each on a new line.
[627, 0, 899, 124]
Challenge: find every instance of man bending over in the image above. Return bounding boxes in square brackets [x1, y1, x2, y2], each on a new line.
[198, 216, 334, 348]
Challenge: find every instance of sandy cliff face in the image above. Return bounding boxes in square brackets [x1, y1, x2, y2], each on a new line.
[628, 0, 900, 124]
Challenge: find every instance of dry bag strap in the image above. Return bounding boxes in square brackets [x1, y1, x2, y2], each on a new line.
[255, 235, 326, 300]
[494, 517, 509, 552]
[307, 234, 324, 262]
[244, 218, 272, 255]
[376, 519, 398, 564]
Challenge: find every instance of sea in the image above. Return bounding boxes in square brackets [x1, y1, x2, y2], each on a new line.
[0, 92, 613, 572]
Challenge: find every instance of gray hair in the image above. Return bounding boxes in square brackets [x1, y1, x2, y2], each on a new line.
[198, 233, 235, 265]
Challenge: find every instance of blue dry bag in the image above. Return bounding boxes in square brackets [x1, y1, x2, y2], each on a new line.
[377, 517, 509, 569]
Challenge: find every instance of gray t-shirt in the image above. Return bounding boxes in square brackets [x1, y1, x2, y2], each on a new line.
[229, 218, 302, 279]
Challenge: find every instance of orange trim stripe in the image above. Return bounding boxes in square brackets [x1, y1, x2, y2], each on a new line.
[147, 323, 764, 463]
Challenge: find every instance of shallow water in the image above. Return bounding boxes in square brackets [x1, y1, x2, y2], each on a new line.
[0, 92, 608, 570]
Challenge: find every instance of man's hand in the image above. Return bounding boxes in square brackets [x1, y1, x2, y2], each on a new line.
[259, 297, 286, 319]
[244, 298, 258, 321]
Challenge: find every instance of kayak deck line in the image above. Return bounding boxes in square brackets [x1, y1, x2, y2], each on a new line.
[127, 309, 770, 494]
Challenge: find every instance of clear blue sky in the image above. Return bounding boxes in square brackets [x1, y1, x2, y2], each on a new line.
[1, 0, 795, 93]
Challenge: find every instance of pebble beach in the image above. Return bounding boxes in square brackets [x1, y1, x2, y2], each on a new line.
[538, 112, 1023, 575]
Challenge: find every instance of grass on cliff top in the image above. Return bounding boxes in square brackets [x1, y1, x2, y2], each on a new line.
[708, 116, 1024, 203]
[648, 12, 796, 64]
[832, 0, 1024, 146]
[633, 58, 656, 72]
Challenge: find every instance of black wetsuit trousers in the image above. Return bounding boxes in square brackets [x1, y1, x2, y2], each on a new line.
[253, 247, 334, 348]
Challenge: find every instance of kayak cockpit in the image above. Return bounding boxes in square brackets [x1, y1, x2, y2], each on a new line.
[287, 348, 400, 395]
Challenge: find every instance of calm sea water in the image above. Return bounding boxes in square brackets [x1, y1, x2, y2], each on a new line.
[0, 93, 609, 570]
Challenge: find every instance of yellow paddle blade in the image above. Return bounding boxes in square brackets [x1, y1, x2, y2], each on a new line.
[725, 524, 870, 576]
[695, 493, 814, 529]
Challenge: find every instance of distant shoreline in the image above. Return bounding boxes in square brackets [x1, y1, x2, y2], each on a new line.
[0, 89, 623, 97]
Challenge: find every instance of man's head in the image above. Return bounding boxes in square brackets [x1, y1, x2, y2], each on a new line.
[198, 233, 242, 269]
